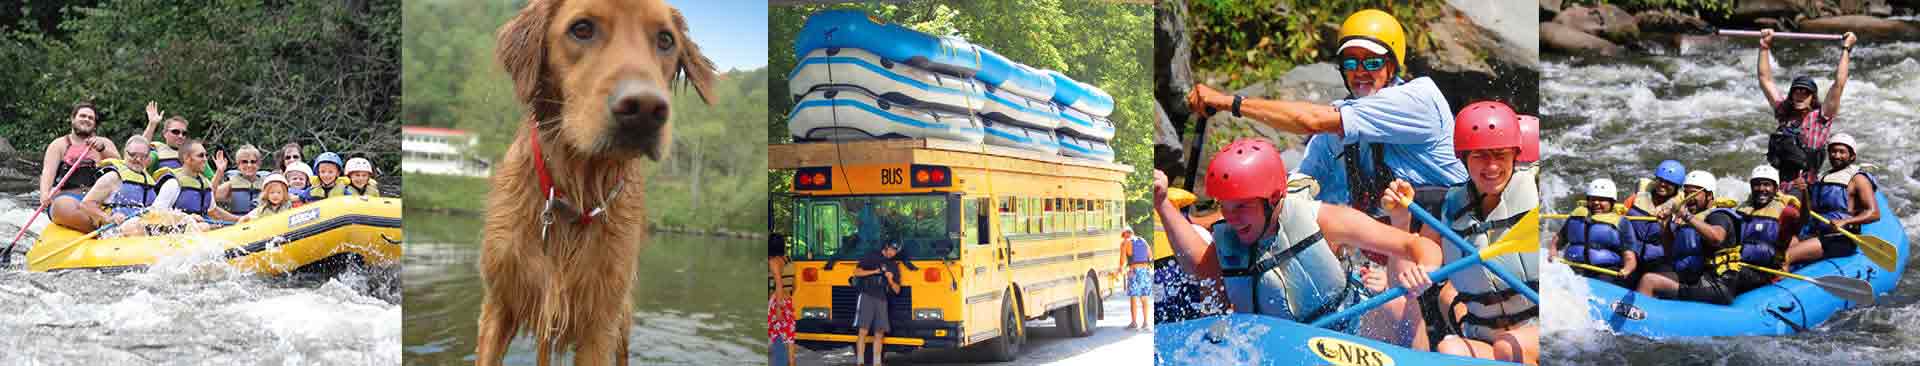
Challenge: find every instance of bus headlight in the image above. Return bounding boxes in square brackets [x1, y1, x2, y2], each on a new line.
[912, 308, 944, 321]
[801, 307, 831, 320]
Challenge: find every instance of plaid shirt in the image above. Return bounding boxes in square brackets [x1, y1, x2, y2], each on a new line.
[1776, 100, 1834, 187]
[768, 295, 796, 343]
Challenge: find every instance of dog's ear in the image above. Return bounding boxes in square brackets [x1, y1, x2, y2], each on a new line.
[496, 0, 557, 106]
[670, 8, 718, 106]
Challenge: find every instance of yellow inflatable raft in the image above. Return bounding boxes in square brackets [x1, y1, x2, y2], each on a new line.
[25, 195, 403, 274]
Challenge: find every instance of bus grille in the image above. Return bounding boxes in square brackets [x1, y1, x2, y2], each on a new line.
[831, 286, 912, 321]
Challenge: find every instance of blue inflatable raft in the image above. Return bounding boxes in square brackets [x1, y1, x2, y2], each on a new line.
[1044, 69, 1115, 118]
[982, 120, 1059, 155]
[787, 87, 984, 144]
[1057, 103, 1117, 141]
[974, 48, 1056, 102]
[788, 48, 986, 113]
[1056, 132, 1114, 162]
[1157, 314, 1522, 366]
[794, 10, 982, 77]
[1582, 191, 1908, 337]
[979, 84, 1061, 130]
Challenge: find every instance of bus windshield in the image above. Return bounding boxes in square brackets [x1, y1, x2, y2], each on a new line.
[791, 194, 959, 261]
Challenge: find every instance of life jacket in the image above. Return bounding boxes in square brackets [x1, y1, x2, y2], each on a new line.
[55, 142, 102, 192]
[308, 179, 347, 201]
[1625, 189, 1675, 264]
[1669, 208, 1737, 278]
[224, 170, 263, 215]
[1128, 236, 1151, 264]
[289, 186, 312, 202]
[1441, 168, 1540, 330]
[156, 167, 214, 216]
[1808, 164, 1876, 233]
[1718, 198, 1790, 275]
[252, 198, 294, 217]
[1562, 206, 1629, 270]
[1214, 194, 1348, 323]
[151, 142, 181, 172]
[344, 179, 382, 197]
[102, 160, 156, 218]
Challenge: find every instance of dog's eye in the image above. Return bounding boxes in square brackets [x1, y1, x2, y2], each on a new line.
[655, 31, 675, 51]
[568, 19, 596, 41]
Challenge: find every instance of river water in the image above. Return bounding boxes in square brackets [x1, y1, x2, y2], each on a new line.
[400, 210, 764, 365]
[1538, 39, 1920, 365]
[0, 196, 403, 365]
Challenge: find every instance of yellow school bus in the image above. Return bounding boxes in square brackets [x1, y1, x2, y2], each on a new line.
[772, 139, 1130, 361]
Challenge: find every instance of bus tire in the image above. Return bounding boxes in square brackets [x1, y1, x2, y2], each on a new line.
[1059, 275, 1097, 337]
[983, 290, 1023, 361]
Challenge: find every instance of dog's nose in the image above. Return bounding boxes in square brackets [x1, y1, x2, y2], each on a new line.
[609, 80, 670, 128]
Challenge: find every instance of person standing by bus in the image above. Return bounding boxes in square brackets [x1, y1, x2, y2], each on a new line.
[1119, 228, 1153, 330]
[852, 241, 903, 366]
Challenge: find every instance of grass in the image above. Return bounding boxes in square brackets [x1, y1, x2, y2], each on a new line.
[402, 174, 491, 213]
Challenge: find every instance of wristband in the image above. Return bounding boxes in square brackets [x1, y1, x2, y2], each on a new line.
[1231, 94, 1245, 118]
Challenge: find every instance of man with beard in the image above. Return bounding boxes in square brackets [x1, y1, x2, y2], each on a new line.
[1710, 164, 1801, 296]
[41, 102, 122, 230]
[1784, 133, 1879, 267]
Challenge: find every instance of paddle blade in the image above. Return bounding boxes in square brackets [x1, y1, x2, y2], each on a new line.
[1482, 209, 1542, 259]
[1168, 188, 1197, 209]
[1859, 234, 1899, 272]
[1813, 275, 1877, 305]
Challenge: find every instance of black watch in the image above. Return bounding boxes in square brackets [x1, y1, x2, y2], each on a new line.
[1231, 94, 1245, 118]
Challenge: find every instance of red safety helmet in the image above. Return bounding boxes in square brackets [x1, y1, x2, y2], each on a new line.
[1206, 138, 1288, 200]
[1517, 114, 1540, 163]
[1454, 101, 1522, 154]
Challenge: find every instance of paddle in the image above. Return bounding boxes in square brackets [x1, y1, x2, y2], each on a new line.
[1736, 262, 1876, 305]
[1309, 216, 1540, 328]
[1558, 257, 1623, 278]
[1168, 187, 1197, 209]
[1806, 211, 1898, 272]
[26, 208, 151, 269]
[1, 150, 91, 266]
[1546, 213, 1659, 221]
[1405, 201, 1542, 304]
[1717, 29, 1845, 41]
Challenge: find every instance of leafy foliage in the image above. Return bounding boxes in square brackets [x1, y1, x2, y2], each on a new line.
[402, 1, 768, 233]
[768, 0, 1156, 236]
[1187, 0, 1441, 90]
[1, 0, 401, 174]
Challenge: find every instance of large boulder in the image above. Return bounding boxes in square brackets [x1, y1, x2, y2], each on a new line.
[1553, 4, 1639, 42]
[1733, 0, 1811, 22]
[1414, 4, 1542, 113]
[1153, 0, 1195, 177]
[1635, 9, 1711, 35]
[1541, 21, 1623, 56]
[1800, 15, 1920, 40]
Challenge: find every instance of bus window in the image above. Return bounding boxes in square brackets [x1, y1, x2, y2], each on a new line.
[789, 195, 957, 260]
[999, 196, 1016, 237]
[962, 197, 981, 246]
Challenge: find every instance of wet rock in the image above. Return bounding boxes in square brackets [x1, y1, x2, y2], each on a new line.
[1152, 104, 1185, 177]
[1542, 21, 1623, 56]
[1416, 5, 1542, 113]
[0, 137, 14, 160]
[1800, 15, 1920, 40]
[1733, 0, 1811, 22]
[1553, 4, 1639, 42]
[1154, 0, 1195, 177]
[1635, 9, 1712, 35]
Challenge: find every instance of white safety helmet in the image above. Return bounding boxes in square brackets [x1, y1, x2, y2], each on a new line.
[1749, 165, 1779, 185]
[262, 173, 289, 189]
[285, 161, 314, 179]
[1684, 170, 1716, 192]
[1828, 133, 1858, 152]
[345, 157, 374, 175]
[1586, 178, 1618, 200]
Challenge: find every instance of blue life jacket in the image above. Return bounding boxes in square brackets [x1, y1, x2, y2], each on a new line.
[103, 160, 155, 218]
[1563, 207, 1630, 269]
[158, 168, 214, 216]
[1725, 198, 1790, 272]
[1808, 165, 1876, 234]
[1625, 190, 1676, 263]
[1215, 195, 1347, 323]
[1128, 236, 1150, 264]
[1669, 208, 1737, 277]
[224, 170, 263, 215]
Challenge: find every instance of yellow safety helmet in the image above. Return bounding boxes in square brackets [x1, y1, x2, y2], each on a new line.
[1337, 9, 1408, 78]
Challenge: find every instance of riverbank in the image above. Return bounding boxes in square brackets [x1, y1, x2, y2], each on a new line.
[1542, 0, 1920, 56]
[403, 174, 765, 239]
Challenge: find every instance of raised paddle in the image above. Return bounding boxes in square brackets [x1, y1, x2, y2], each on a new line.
[1806, 211, 1898, 272]
[1309, 216, 1541, 328]
[1, 146, 92, 266]
[1405, 201, 1542, 304]
[1718, 29, 1845, 41]
[27, 208, 150, 269]
[1736, 262, 1876, 305]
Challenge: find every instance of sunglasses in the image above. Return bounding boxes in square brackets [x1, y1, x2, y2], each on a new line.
[1339, 56, 1389, 72]
[167, 129, 186, 136]
[240, 159, 258, 164]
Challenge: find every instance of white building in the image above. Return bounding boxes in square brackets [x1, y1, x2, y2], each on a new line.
[401, 126, 491, 177]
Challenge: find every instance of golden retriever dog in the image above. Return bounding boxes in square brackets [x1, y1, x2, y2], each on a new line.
[477, 0, 715, 365]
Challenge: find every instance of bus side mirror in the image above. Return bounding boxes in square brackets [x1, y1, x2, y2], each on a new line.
[932, 239, 956, 256]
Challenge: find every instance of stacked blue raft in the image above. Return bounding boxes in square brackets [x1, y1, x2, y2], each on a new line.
[787, 10, 1116, 162]
[1581, 191, 1908, 337]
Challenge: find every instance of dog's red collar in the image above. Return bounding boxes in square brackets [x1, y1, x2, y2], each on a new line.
[527, 122, 626, 239]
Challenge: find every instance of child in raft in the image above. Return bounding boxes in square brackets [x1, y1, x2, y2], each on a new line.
[241, 174, 296, 222]
[282, 161, 314, 205]
[307, 152, 346, 200]
[342, 157, 382, 197]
